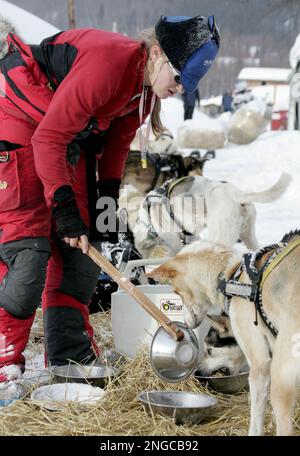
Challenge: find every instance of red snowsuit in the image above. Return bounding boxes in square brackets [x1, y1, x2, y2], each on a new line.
[0, 29, 152, 372]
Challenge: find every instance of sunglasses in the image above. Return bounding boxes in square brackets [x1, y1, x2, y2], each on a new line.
[167, 60, 181, 85]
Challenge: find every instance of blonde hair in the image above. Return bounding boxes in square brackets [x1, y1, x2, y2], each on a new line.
[139, 28, 165, 137]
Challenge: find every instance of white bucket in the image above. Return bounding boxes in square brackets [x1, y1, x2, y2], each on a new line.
[111, 258, 211, 360]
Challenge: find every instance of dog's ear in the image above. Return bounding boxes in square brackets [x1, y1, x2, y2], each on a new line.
[146, 262, 181, 281]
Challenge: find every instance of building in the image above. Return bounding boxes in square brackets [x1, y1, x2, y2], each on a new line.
[237, 67, 291, 107]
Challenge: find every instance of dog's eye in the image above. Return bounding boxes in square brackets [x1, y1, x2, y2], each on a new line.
[207, 348, 212, 355]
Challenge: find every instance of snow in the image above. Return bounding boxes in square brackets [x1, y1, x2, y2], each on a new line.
[238, 67, 291, 83]
[217, 111, 232, 131]
[31, 383, 105, 410]
[0, 364, 22, 381]
[0, 365, 24, 406]
[0, 0, 59, 43]
[244, 99, 268, 116]
[161, 97, 197, 140]
[161, 97, 300, 247]
[0, 381, 23, 406]
[182, 112, 226, 133]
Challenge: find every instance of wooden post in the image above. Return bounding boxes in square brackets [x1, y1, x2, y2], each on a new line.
[68, 0, 76, 29]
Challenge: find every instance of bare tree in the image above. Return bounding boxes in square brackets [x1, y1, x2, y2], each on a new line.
[67, 0, 76, 29]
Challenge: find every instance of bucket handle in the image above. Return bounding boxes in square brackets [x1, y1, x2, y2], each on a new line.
[120, 256, 171, 283]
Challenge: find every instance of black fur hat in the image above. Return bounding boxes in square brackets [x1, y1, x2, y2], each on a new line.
[155, 15, 220, 92]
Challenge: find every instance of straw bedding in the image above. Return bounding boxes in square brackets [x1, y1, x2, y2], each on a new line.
[0, 309, 299, 436]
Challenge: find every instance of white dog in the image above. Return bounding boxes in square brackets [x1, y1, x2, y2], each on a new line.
[149, 232, 300, 435]
[134, 173, 291, 258]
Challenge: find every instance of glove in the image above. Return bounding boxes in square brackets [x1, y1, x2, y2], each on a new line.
[95, 179, 121, 244]
[52, 185, 88, 239]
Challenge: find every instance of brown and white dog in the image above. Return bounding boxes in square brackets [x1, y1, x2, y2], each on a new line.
[148, 232, 300, 436]
[122, 149, 213, 196]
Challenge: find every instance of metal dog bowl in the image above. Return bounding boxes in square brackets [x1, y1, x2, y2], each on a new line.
[50, 365, 118, 388]
[138, 390, 217, 424]
[195, 367, 249, 394]
[150, 322, 199, 383]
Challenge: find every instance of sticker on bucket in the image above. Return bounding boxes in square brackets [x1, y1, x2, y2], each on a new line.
[159, 295, 183, 315]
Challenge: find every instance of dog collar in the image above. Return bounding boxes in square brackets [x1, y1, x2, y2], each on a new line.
[217, 262, 244, 316]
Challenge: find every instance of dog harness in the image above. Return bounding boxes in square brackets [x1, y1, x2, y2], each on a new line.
[217, 235, 300, 337]
[140, 176, 195, 244]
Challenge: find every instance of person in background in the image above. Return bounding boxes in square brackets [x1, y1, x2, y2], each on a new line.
[222, 90, 233, 112]
[182, 86, 201, 120]
[0, 14, 219, 383]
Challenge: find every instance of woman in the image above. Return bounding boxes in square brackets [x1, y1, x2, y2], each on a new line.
[0, 14, 219, 382]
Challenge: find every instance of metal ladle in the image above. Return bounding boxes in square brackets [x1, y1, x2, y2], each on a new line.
[82, 242, 199, 382]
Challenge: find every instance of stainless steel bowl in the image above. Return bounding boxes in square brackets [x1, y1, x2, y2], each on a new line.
[50, 365, 118, 388]
[138, 390, 217, 424]
[150, 322, 199, 383]
[195, 367, 249, 394]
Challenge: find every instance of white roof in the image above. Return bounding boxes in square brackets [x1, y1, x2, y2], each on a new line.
[0, 0, 60, 43]
[238, 67, 292, 83]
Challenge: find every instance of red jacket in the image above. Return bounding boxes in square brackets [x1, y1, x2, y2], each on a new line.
[1, 29, 152, 207]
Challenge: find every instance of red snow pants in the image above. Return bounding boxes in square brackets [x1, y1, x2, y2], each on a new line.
[0, 112, 100, 373]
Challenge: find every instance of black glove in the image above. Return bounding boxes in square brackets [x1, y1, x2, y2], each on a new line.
[95, 179, 121, 244]
[52, 185, 88, 239]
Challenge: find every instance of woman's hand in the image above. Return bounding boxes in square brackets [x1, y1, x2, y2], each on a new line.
[52, 186, 88, 250]
[64, 234, 89, 254]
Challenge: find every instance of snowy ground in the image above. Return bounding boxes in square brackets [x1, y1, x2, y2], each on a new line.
[0, 0, 59, 42]
[161, 97, 300, 247]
